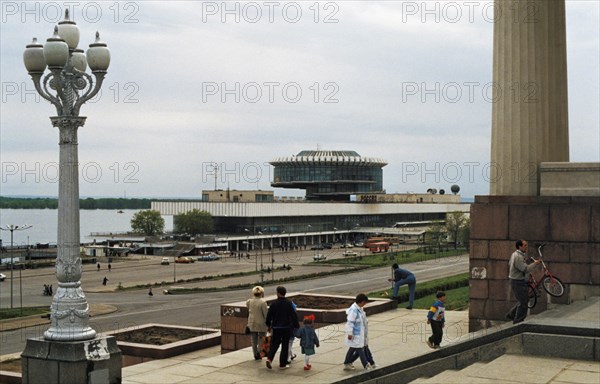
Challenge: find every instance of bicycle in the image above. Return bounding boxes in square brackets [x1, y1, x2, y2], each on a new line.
[527, 243, 565, 308]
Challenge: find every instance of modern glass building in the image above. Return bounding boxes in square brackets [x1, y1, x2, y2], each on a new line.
[270, 150, 387, 201]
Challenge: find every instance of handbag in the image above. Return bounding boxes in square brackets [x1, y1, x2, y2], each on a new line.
[244, 325, 251, 335]
[260, 333, 271, 358]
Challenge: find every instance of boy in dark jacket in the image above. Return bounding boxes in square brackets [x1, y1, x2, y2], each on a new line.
[426, 291, 446, 349]
[265, 286, 300, 369]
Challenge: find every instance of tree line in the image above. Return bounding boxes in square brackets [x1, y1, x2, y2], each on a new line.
[0, 197, 152, 209]
[130, 209, 213, 236]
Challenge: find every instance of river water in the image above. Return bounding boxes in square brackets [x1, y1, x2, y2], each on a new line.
[0, 209, 173, 246]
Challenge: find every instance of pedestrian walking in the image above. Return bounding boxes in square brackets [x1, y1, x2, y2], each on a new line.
[426, 291, 446, 349]
[295, 314, 319, 370]
[246, 286, 268, 360]
[97, 263, 101, 271]
[343, 293, 372, 371]
[506, 239, 540, 324]
[148, 287, 153, 296]
[287, 300, 298, 363]
[265, 286, 299, 369]
[102, 276, 108, 286]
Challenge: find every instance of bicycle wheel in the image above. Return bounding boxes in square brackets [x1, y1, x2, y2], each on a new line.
[527, 284, 537, 309]
[542, 275, 565, 297]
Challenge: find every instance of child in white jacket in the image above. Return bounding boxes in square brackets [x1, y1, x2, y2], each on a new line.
[342, 293, 372, 370]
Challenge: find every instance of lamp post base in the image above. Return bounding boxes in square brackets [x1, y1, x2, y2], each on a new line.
[21, 336, 122, 384]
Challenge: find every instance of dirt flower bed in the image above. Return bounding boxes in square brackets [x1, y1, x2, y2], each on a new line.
[282, 295, 357, 310]
[115, 326, 213, 346]
[0, 359, 20, 373]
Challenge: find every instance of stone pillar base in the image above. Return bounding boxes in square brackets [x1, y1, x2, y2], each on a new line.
[21, 336, 121, 384]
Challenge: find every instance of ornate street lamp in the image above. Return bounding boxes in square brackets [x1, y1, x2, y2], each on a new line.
[0, 224, 32, 308]
[23, 9, 110, 341]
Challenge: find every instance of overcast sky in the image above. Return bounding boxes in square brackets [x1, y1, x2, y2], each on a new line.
[1, 0, 598, 199]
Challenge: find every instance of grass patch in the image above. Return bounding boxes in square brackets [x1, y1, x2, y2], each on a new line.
[0, 306, 50, 320]
[118, 269, 266, 291]
[411, 285, 469, 311]
[318, 247, 467, 268]
[369, 273, 469, 310]
[166, 266, 368, 294]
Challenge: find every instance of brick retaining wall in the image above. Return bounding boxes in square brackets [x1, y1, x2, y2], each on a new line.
[469, 196, 600, 332]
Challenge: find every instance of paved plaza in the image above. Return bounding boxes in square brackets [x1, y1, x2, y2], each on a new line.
[120, 297, 599, 384]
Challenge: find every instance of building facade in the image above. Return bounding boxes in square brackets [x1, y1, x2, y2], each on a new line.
[152, 200, 468, 238]
[202, 189, 274, 203]
[270, 150, 387, 201]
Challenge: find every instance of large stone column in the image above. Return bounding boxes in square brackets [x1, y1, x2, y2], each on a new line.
[44, 116, 97, 341]
[490, 0, 569, 195]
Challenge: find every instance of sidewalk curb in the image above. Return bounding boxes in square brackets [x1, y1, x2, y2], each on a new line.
[0, 304, 118, 332]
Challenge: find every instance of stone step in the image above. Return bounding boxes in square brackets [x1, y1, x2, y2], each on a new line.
[410, 362, 491, 384]
[410, 354, 600, 384]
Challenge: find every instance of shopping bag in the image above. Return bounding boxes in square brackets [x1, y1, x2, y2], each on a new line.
[260, 333, 271, 358]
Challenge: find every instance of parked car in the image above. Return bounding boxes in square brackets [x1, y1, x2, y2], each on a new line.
[310, 245, 324, 250]
[160, 257, 170, 265]
[341, 243, 354, 248]
[322, 243, 333, 249]
[313, 254, 327, 261]
[197, 254, 220, 262]
[0, 273, 6, 281]
[175, 256, 194, 263]
[354, 242, 364, 247]
[343, 250, 358, 257]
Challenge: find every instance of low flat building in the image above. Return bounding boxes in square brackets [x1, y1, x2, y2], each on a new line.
[202, 189, 274, 202]
[151, 200, 469, 251]
[357, 193, 460, 204]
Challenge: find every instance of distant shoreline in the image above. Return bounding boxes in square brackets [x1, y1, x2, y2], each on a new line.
[0, 197, 154, 210]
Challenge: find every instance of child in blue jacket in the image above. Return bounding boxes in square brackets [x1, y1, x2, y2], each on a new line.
[426, 291, 446, 349]
[296, 314, 320, 370]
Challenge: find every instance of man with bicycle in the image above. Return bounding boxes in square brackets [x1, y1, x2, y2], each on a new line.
[506, 239, 540, 324]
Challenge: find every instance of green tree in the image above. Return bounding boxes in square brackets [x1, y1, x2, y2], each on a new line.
[445, 211, 468, 249]
[131, 210, 165, 236]
[174, 209, 213, 235]
[460, 217, 471, 249]
[426, 220, 446, 251]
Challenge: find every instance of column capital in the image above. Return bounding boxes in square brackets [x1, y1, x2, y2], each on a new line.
[50, 116, 87, 130]
[51, 116, 87, 145]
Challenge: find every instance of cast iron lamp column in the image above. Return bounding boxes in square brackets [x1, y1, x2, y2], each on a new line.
[23, 10, 110, 341]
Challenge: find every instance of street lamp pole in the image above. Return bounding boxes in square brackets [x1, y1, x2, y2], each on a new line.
[24, 9, 110, 341]
[257, 232, 264, 285]
[271, 235, 275, 281]
[244, 228, 256, 271]
[0, 224, 32, 308]
[243, 239, 264, 285]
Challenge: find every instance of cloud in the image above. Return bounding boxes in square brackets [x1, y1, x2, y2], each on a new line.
[1, 1, 598, 198]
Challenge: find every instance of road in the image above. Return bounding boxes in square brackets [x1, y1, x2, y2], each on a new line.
[0, 249, 468, 355]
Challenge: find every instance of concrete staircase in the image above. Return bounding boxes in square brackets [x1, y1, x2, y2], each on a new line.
[353, 299, 600, 384]
[410, 354, 600, 384]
